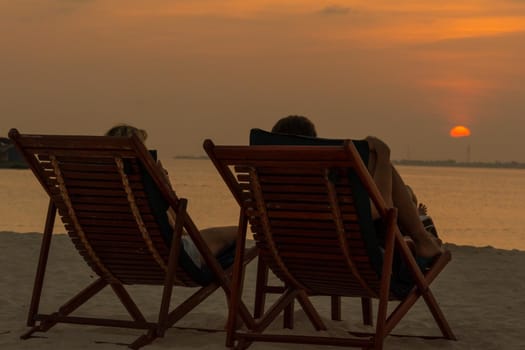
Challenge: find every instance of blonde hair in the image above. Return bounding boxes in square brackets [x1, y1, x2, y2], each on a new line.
[105, 124, 147, 141]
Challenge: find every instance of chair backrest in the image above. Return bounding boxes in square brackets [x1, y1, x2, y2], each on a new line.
[204, 138, 389, 298]
[9, 129, 199, 286]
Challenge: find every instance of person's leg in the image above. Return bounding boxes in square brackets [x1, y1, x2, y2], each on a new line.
[390, 167, 442, 257]
[366, 137, 442, 258]
[199, 225, 237, 257]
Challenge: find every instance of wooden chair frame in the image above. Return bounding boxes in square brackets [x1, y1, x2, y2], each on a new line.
[9, 129, 257, 349]
[204, 139, 456, 350]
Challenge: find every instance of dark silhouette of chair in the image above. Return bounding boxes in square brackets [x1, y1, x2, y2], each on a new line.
[204, 137, 456, 350]
[248, 128, 374, 328]
[9, 129, 256, 349]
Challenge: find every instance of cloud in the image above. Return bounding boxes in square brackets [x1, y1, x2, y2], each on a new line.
[412, 30, 525, 49]
[318, 5, 352, 16]
[58, 0, 94, 3]
[53, 0, 95, 15]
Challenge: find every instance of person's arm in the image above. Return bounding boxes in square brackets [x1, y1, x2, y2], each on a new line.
[157, 160, 173, 190]
[365, 136, 390, 161]
[364, 136, 394, 210]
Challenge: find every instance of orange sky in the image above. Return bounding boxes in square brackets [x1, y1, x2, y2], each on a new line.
[1, 1, 524, 161]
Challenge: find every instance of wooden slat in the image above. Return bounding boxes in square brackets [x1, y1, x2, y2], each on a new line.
[57, 163, 120, 173]
[61, 172, 126, 181]
[238, 174, 325, 185]
[63, 218, 151, 228]
[67, 203, 132, 213]
[235, 166, 325, 175]
[27, 149, 137, 158]
[60, 179, 140, 189]
[251, 192, 333, 203]
[66, 196, 150, 206]
[87, 240, 157, 249]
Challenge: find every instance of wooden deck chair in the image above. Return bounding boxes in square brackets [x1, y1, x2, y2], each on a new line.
[9, 129, 257, 349]
[248, 128, 372, 329]
[204, 138, 456, 350]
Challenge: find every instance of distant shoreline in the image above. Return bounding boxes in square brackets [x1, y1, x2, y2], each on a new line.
[393, 159, 525, 169]
[4, 156, 523, 170]
[174, 155, 209, 160]
[173, 156, 525, 169]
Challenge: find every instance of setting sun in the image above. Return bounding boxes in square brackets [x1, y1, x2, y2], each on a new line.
[450, 125, 471, 138]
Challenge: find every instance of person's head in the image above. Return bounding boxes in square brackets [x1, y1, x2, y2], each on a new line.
[271, 115, 317, 137]
[105, 124, 147, 142]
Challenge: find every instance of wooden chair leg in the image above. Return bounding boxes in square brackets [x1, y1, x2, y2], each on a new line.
[110, 284, 147, 323]
[283, 295, 294, 329]
[253, 256, 269, 319]
[421, 288, 456, 340]
[373, 209, 397, 350]
[361, 297, 373, 326]
[296, 291, 327, 331]
[385, 241, 456, 340]
[225, 210, 249, 348]
[254, 289, 300, 333]
[157, 199, 185, 336]
[255, 259, 296, 329]
[331, 296, 341, 321]
[26, 200, 56, 327]
[129, 329, 157, 350]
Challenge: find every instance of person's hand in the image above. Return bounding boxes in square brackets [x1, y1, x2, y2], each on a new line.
[418, 203, 428, 215]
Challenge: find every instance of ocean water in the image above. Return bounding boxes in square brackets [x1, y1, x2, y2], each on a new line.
[1, 159, 524, 251]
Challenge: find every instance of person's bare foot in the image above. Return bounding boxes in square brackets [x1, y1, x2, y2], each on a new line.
[431, 235, 443, 246]
[414, 230, 443, 258]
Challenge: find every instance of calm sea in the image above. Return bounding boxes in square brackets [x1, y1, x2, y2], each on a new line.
[1, 159, 524, 251]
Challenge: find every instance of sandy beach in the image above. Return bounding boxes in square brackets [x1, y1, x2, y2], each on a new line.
[1, 231, 524, 350]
